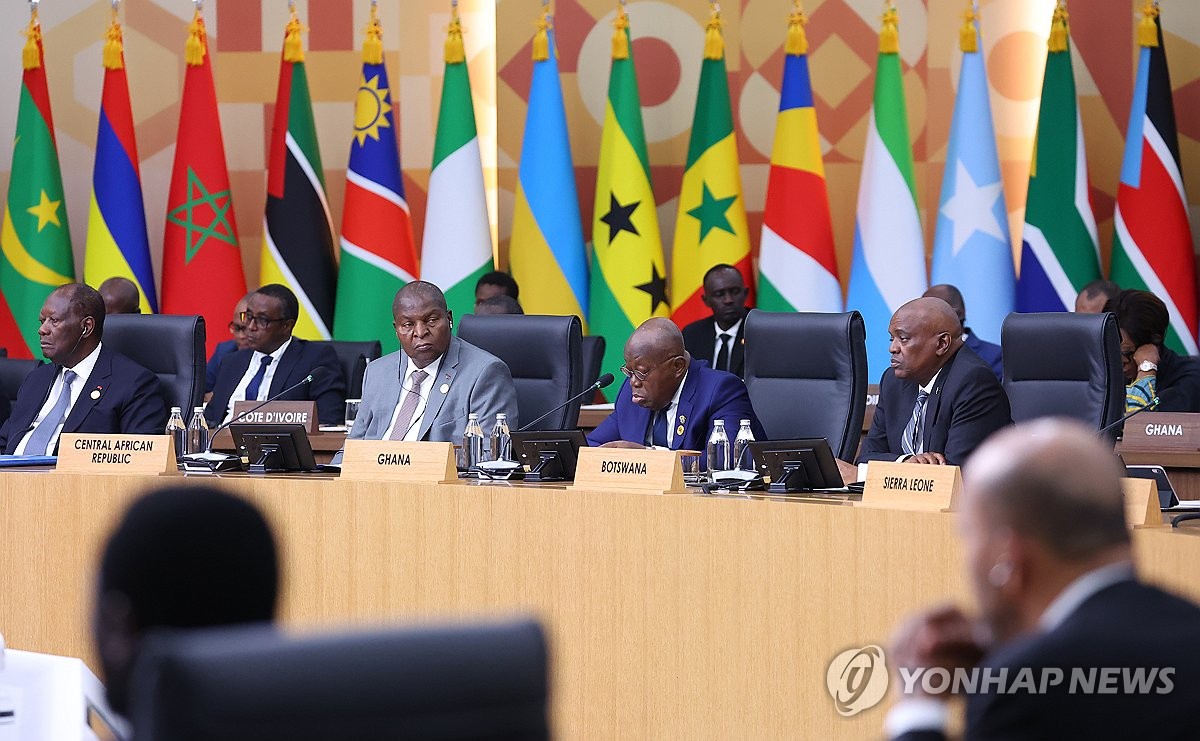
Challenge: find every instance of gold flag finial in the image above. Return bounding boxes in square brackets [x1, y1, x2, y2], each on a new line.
[1137, 1, 1160, 48]
[704, 2, 724, 61]
[786, 1, 809, 56]
[445, 0, 466, 64]
[532, 2, 552, 62]
[612, 1, 630, 60]
[103, 2, 125, 70]
[959, 1, 978, 54]
[284, 1, 306, 63]
[362, 0, 383, 64]
[22, 4, 42, 71]
[1048, 1, 1069, 53]
[880, 1, 900, 55]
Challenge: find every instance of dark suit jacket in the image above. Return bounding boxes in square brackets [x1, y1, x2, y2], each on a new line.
[965, 331, 1003, 381]
[858, 345, 1011, 467]
[205, 339, 237, 393]
[681, 314, 746, 378]
[587, 357, 764, 468]
[206, 338, 345, 427]
[1155, 346, 1200, 413]
[0, 346, 166, 454]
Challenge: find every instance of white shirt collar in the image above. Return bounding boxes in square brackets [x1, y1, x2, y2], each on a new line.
[1039, 561, 1136, 631]
[65, 341, 103, 384]
[402, 351, 443, 383]
[253, 336, 292, 364]
[918, 368, 941, 395]
[715, 317, 742, 340]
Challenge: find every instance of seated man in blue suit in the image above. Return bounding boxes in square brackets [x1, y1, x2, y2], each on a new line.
[924, 284, 1002, 381]
[587, 317, 764, 467]
[206, 284, 345, 427]
[0, 283, 166, 455]
[205, 293, 252, 394]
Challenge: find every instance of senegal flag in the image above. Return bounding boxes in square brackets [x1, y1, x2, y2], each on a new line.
[0, 11, 75, 359]
[588, 7, 667, 399]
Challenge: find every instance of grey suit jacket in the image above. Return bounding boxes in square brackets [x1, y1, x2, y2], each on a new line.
[348, 336, 518, 443]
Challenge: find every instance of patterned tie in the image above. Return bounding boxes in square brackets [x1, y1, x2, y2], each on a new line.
[715, 333, 732, 372]
[244, 356, 273, 401]
[24, 369, 77, 456]
[901, 390, 930, 457]
[388, 369, 428, 441]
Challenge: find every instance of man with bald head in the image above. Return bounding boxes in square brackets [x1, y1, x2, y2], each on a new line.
[886, 419, 1200, 739]
[856, 297, 1010, 468]
[923, 284, 1002, 381]
[587, 317, 763, 467]
[98, 276, 142, 315]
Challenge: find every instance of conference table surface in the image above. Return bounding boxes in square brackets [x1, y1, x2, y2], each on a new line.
[2, 468, 1198, 739]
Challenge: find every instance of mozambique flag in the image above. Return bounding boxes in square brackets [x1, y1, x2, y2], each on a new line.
[0, 12, 75, 359]
[84, 12, 157, 313]
[261, 12, 337, 340]
[333, 8, 417, 353]
[161, 9, 247, 356]
[1110, 4, 1196, 355]
[588, 7, 667, 398]
[670, 8, 752, 327]
[422, 8, 494, 323]
[1015, 2, 1099, 313]
[758, 7, 840, 313]
[509, 8, 588, 321]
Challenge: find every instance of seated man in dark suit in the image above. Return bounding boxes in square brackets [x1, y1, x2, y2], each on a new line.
[923, 284, 1002, 381]
[588, 317, 764, 468]
[0, 283, 166, 454]
[206, 284, 345, 427]
[474, 270, 521, 312]
[98, 276, 142, 315]
[855, 297, 1010, 470]
[887, 419, 1200, 740]
[1104, 289, 1200, 413]
[680, 264, 748, 378]
[205, 293, 252, 394]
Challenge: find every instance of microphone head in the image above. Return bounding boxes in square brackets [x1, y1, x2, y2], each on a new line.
[596, 372, 615, 389]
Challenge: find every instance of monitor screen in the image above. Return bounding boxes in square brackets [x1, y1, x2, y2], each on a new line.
[509, 430, 588, 482]
[229, 423, 317, 473]
[748, 438, 844, 493]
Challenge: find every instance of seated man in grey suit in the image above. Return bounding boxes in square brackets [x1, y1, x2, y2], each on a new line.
[348, 281, 518, 443]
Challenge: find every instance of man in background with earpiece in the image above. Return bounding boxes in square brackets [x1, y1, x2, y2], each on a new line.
[0, 283, 165, 455]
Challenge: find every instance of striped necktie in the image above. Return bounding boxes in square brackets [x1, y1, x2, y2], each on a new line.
[901, 390, 930, 457]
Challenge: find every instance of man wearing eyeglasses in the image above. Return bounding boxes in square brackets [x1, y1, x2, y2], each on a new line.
[205, 284, 345, 427]
[587, 317, 763, 467]
[205, 293, 253, 395]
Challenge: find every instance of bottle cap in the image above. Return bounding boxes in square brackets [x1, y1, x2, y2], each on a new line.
[193, 406, 204, 413]
[714, 419, 724, 426]
[497, 413, 506, 420]
[170, 406, 181, 413]
[468, 412, 478, 419]
[740, 419, 750, 425]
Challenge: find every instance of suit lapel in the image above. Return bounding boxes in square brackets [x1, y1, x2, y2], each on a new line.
[268, 339, 303, 396]
[672, 363, 701, 450]
[922, 351, 958, 448]
[418, 341, 459, 440]
[62, 349, 112, 433]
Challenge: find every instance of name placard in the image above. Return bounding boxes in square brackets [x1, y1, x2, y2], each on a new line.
[56, 434, 177, 475]
[338, 439, 457, 483]
[1121, 477, 1164, 528]
[571, 447, 686, 494]
[230, 400, 319, 433]
[859, 460, 961, 512]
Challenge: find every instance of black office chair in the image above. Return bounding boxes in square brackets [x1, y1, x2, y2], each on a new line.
[0, 358, 42, 406]
[581, 335, 606, 388]
[1001, 311, 1124, 440]
[743, 310, 868, 460]
[458, 314, 584, 430]
[103, 314, 205, 413]
[316, 340, 383, 399]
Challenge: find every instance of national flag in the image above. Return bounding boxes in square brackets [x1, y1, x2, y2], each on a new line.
[0, 11, 75, 359]
[757, 6, 840, 313]
[845, 5, 926, 382]
[1110, 4, 1196, 355]
[333, 7, 417, 354]
[588, 6, 668, 399]
[161, 9, 247, 356]
[422, 6, 494, 323]
[261, 10, 338, 340]
[1015, 2, 1099, 313]
[670, 7, 752, 327]
[509, 8, 588, 320]
[84, 11, 157, 314]
[930, 7, 1013, 343]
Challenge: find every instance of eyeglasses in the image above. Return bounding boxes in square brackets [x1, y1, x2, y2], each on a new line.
[228, 321, 248, 334]
[238, 311, 286, 328]
[619, 355, 682, 383]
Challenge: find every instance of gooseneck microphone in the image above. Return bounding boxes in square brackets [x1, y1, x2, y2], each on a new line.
[518, 372, 615, 432]
[1097, 388, 1171, 439]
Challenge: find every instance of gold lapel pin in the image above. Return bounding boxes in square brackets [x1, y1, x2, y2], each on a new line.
[676, 424, 685, 436]
[678, 414, 686, 423]
[439, 383, 450, 394]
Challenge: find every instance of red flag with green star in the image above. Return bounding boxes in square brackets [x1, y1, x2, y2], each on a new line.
[161, 9, 246, 355]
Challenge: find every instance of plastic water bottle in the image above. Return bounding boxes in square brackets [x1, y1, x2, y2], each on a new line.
[733, 418, 756, 471]
[187, 407, 210, 455]
[706, 419, 730, 475]
[463, 413, 485, 468]
[490, 413, 512, 462]
[165, 407, 187, 462]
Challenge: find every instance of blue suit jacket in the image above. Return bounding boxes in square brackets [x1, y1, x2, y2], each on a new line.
[965, 331, 1003, 381]
[206, 338, 345, 427]
[205, 339, 237, 393]
[587, 357, 764, 467]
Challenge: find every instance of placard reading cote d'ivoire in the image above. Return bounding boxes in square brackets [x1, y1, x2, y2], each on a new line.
[231, 400, 319, 433]
[56, 434, 177, 475]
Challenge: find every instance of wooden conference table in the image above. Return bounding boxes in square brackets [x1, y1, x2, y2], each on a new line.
[1, 469, 1198, 739]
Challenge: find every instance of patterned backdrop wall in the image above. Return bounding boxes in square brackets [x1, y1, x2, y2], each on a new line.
[1, 0, 1198, 299]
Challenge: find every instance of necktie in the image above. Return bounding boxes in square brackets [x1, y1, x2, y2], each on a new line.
[389, 369, 428, 441]
[25, 369, 77, 456]
[901, 390, 930, 457]
[244, 356, 273, 401]
[715, 333, 732, 372]
[652, 407, 669, 447]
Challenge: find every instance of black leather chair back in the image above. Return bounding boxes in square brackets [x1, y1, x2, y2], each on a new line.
[316, 340, 383, 399]
[581, 335, 606, 388]
[0, 358, 42, 405]
[457, 315, 584, 430]
[744, 310, 868, 460]
[1002, 312, 1123, 439]
[103, 314, 205, 413]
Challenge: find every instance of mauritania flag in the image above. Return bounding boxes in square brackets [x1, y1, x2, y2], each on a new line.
[509, 12, 587, 321]
[1110, 6, 1196, 355]
[671, 10, 752, 327]
[930, 12, 1012, 344]
[758, 8, 839, 313]
[1015, 4, 1099, 313]
[0, 13, 75, 359]
[333, 10, 417, 354]
[84, 14, 157, 314]
[261, 13, 337, 340]
[845, 7, 926, 382]
[422, 9, 493, 323]
[589, 7, 667, 399]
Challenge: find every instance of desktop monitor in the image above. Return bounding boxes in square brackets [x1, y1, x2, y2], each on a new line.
[748, 438, 844, 493]
[510, 430, 587, 482]
[129, 620, 549, 740]
[229, 423, 317, 473]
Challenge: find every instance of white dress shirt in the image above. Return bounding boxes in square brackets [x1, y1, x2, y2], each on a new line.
[710, 318, 742, 373]
[15, 342, 103, 455]
[383, 354, 444, 441]
[223, 337, 293, 423]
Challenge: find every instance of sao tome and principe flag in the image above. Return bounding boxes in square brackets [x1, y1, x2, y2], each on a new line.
[333, 7, 418, 354]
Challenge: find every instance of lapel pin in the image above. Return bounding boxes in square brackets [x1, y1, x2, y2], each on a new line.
[676, 424, 685, 436]
[439, 383, 450, 394]
[90, 387, 102, 400]
[679, 414, 686, 423]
